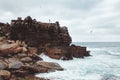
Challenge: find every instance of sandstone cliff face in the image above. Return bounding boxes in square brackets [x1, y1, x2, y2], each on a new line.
[0, 16, 90, 60]
[10, 16, 71, 47]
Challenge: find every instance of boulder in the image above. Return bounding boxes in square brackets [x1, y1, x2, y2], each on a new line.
[0, 60, 7, 70]
[17, 53, 27, 58]
[12, 70, 29, 77]
[21, 57, 32, 62]
[0, 43, 22, 55]
[9, 61, 23, 69]
[36, 61, 63, 71]
[0, 70, 11, 79]
[21, 65, 48, 73]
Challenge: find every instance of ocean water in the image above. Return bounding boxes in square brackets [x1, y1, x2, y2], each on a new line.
[36, 42, 120, 80]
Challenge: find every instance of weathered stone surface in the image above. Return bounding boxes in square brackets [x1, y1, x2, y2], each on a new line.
[45, 45, 90, 60]
[21, 65, 48, 73]
[9, 61, 23, 69]
[12, 70, 29, 77]
[17, 53, 27, 58]
[45, 46, 72, 60]
[70, 45, 90, 58]
[0, 43, 22, 55]
[36, 61, 63, 71]
[0, 70, 11, 79]
[9, 16, 71, 47]
[0, 60, 7, 69]
[21, 57, 32, 62]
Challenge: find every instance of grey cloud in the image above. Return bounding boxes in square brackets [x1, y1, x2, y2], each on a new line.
[0, 0, 120, 42]
[62, 0, 103, 11]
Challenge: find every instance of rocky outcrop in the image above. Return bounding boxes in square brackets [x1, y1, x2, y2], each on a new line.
[9, 16, 71, 47]
[0, 16, 90, 60]
[0, 16, 89, 59]
[0, 38, 63, 80]
[45, 45, 90, 60]
[0, 16, 90, 79]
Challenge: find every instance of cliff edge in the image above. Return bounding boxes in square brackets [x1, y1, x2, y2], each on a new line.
[0, 16, 90, 60]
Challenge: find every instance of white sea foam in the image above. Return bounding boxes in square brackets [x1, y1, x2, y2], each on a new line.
[36, 43, 120, 80]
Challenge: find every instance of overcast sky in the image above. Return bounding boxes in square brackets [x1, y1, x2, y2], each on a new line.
[0, 0, 120, 42]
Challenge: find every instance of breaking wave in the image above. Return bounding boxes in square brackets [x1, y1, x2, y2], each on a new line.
[36, 42, 120, 80]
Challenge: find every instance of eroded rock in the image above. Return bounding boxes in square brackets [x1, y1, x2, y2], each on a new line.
[0, 60, 7, 69]
[9, 61, 23, 69]
[36, 61, 63, 71]
[0, 70, 11, 79]
[21, 57, 32, 62]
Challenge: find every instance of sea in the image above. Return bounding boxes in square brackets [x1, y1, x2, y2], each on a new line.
[36, 42, 120, 80]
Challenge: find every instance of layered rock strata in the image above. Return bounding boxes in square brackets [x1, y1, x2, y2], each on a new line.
[0, 16, 90, 60]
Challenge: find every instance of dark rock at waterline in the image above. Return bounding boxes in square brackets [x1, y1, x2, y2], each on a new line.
[45, 45, 90, 60]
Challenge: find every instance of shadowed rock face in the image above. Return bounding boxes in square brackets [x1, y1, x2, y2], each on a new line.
[0, 16, 90, 60]
[10, 16, 72, 47]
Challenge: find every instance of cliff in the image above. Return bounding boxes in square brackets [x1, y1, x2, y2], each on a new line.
[0, 16, 90, 60]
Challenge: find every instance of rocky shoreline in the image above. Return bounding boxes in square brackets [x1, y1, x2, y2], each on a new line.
[0, 16, 90, 80]
[0, 37, 63, 80]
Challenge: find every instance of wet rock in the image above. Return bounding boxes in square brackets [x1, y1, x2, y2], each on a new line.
[0, 70, 11, 79]
[36, 61, 63, 71]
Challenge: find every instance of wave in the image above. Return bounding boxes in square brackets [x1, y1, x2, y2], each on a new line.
[88, 47, 120, 57]
[36, 53, 120, 80]
[101, 74, 120, 80]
